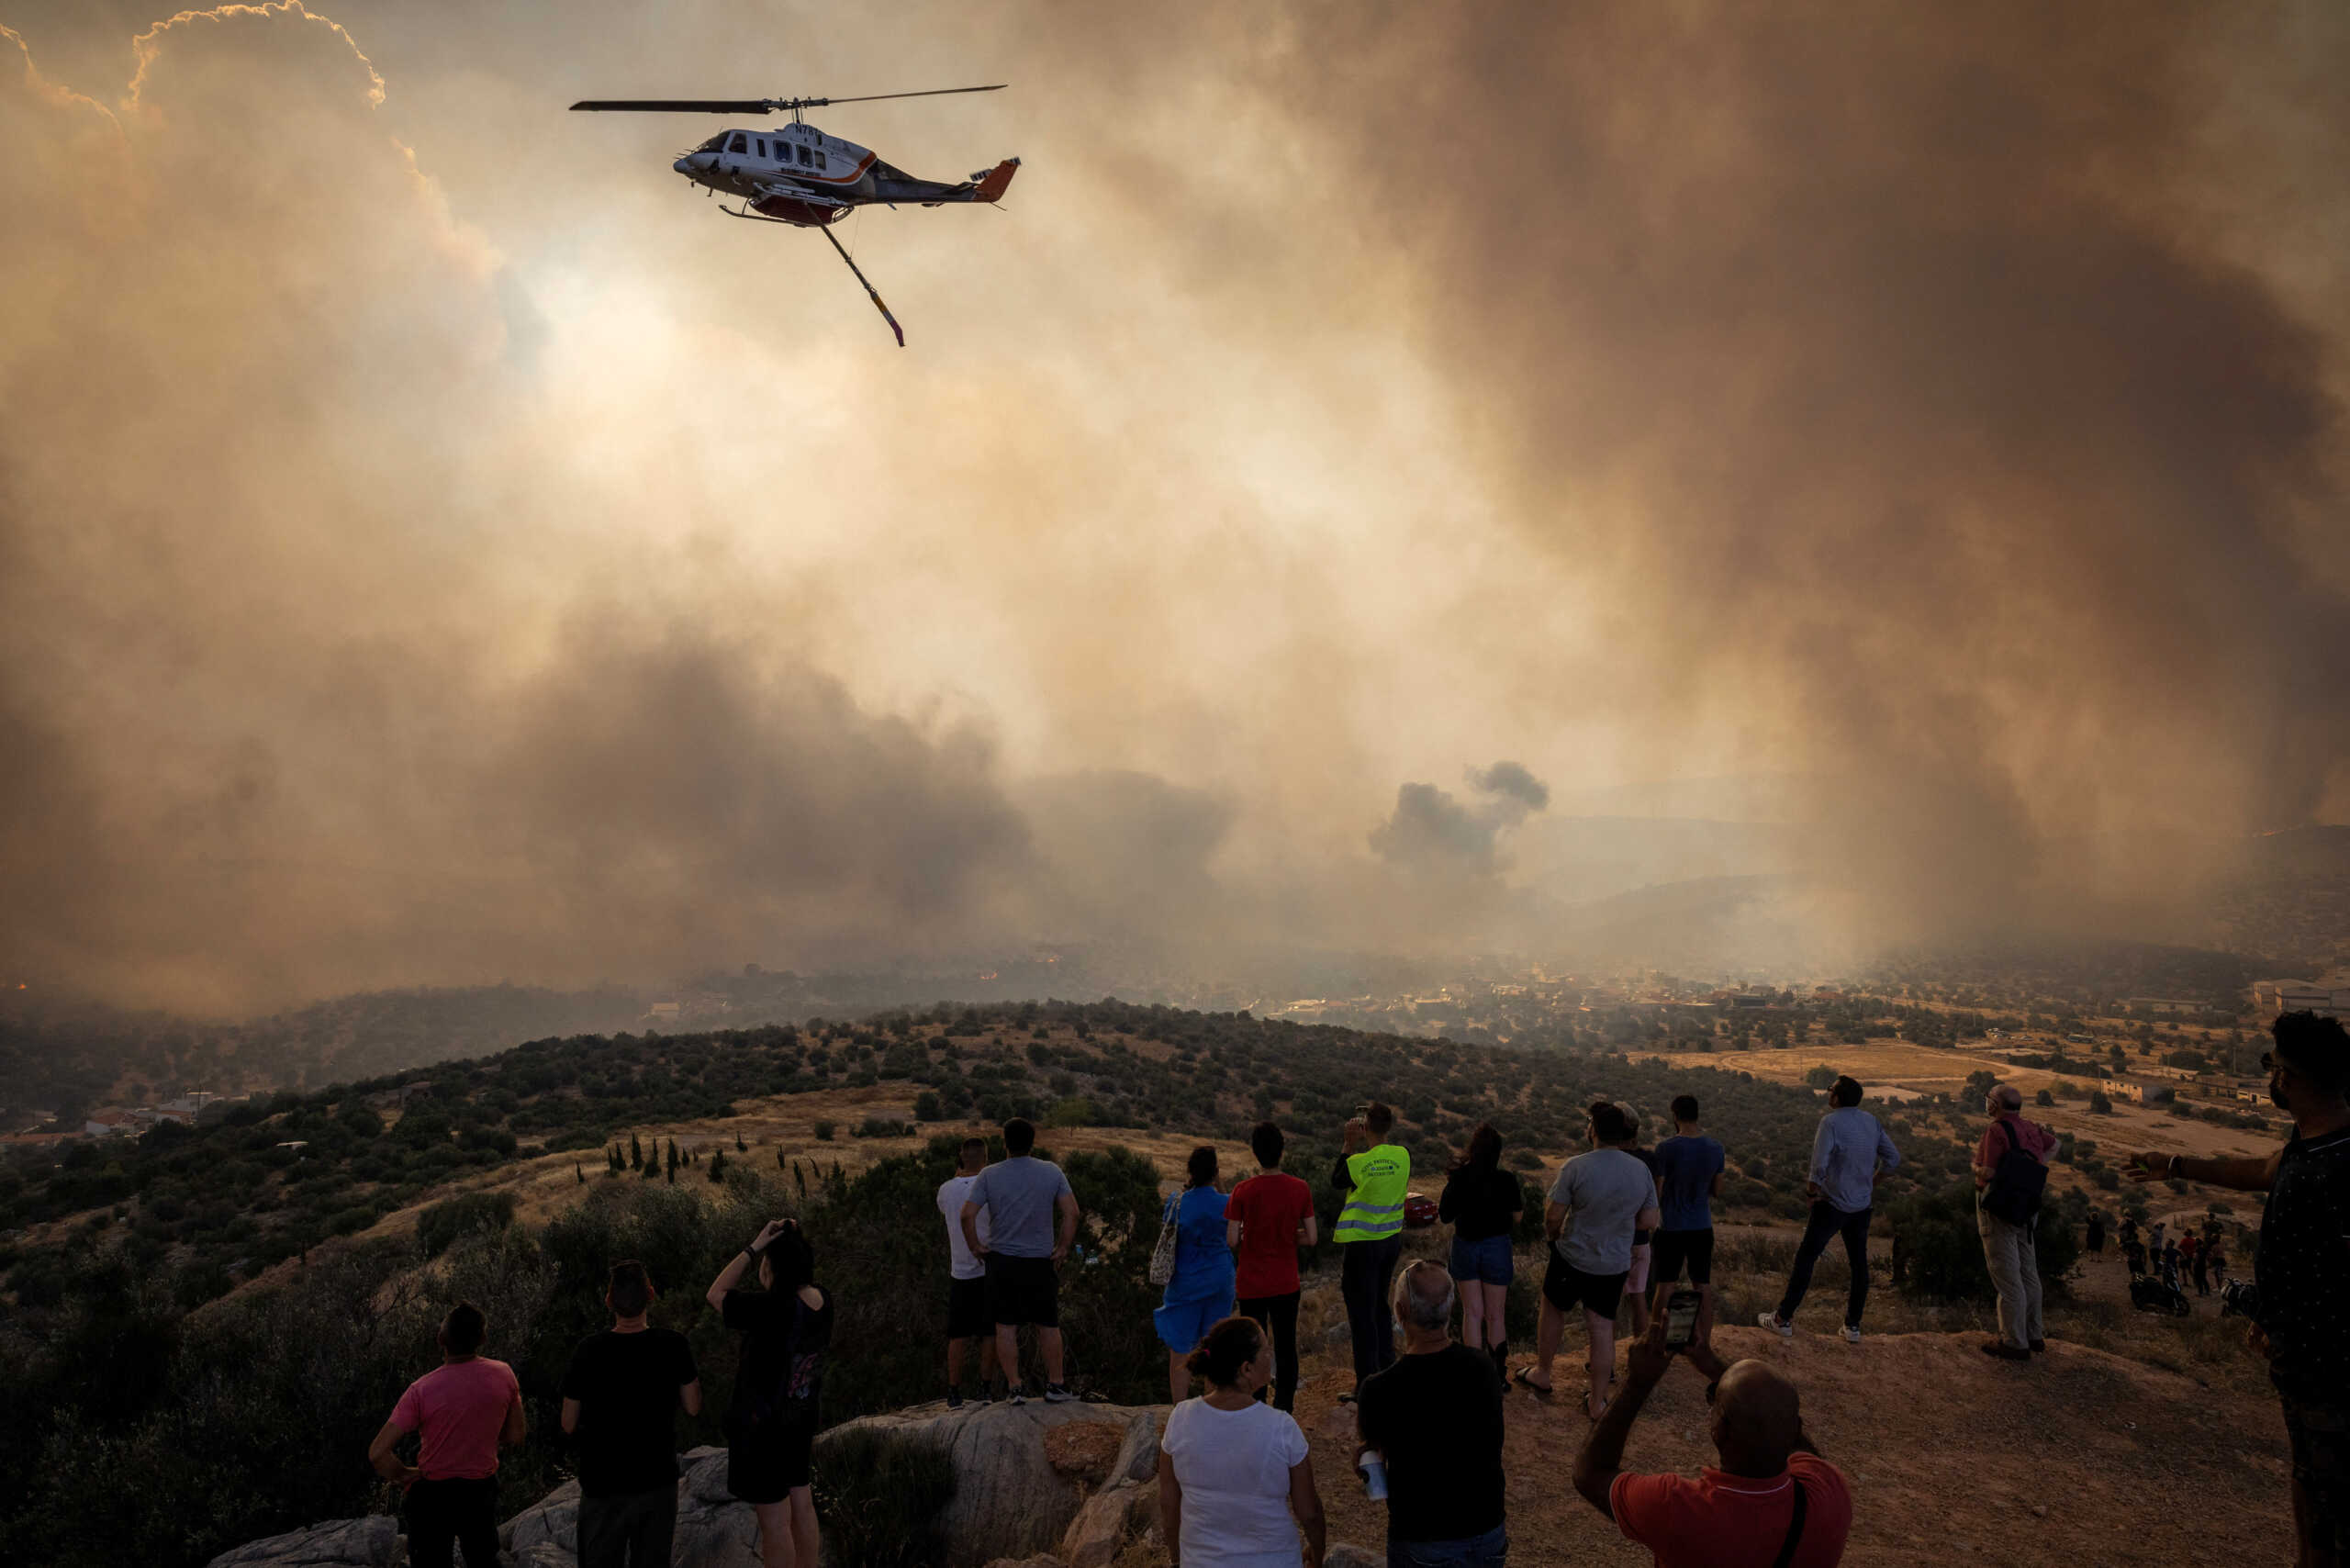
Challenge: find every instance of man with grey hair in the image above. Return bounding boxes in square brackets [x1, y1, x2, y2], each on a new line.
[1973, 1081, 2057, 1361]
[1355, 1260, 1508, 1564]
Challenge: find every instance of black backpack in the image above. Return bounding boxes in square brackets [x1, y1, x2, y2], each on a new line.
[1981, 1118, 2047, 1225]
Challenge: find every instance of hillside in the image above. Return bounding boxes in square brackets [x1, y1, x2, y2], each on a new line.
[1, 999, 2278, 1567]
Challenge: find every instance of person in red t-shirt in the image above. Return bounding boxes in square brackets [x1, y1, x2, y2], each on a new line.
[1572, 1314, 1852, 1567]
[369, 1301, 528, 1568]
[1225, 1121, 1318, 1413]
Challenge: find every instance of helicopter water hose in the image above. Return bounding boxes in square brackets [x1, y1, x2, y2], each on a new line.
[821, 222, 904, 348]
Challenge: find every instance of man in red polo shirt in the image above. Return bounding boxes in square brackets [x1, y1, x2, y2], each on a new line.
[1572, 1315, 1852, 1566]
[1225, 1120, 1318, 1412]
[369, 1301, 528, 1568]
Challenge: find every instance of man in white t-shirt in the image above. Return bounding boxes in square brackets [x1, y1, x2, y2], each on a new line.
[937, 1136, 997, 1409]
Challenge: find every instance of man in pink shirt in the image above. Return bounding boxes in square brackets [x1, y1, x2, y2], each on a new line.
[1972, 1083, 2058, 1361]
[369, 1301, 527, 1568]
[1572, 1314, 1852, 1565]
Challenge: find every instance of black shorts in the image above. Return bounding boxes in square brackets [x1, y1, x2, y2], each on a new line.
[727, 1424, 812, 1505]
[1651, 1227, 1715, 1287]
[1542, 1251, 1628, 1319]
[946, 1274, 990, 1339]
[984, 1252, 1059, 1328]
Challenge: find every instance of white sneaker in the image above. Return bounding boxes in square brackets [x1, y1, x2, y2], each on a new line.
[1758, 1311, 1793, 1338]
[1842, 1326, 1863, 1345]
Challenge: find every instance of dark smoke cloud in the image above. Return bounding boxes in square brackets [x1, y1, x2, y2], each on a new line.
[1371, 762, 1550, 879]
[1091, 0, 2350, 944]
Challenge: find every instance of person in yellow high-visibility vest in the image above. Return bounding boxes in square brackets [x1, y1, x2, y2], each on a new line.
[1331, 1101, 1409, 1401]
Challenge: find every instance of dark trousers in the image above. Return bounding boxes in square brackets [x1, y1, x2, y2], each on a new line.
[1238, 1290, 1303, 1412]
[2192, 1258, 2210, 1295]
[1775, 1202, 1872, 1328]
[405, 1477, 499, 1568]
[578, 1486, 678, 1568]
[1340, 1236, 1403, 1383]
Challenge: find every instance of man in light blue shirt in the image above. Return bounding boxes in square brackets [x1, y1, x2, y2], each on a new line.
[1759, 1074, 1901, 1343]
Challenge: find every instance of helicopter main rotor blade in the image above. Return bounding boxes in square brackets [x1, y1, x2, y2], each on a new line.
[811, 84, 1006, 106]
[570, 99, 778, 114]
[568, 85, 1005, 114]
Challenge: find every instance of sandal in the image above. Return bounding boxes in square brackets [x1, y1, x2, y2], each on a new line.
[1511, 1367, 1555, 1397]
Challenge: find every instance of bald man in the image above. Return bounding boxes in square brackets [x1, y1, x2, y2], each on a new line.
[1572, 1315, 1852, 1566]
[1973, 1081, 2057, 1361]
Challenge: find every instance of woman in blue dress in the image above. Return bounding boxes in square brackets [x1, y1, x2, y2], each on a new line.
[1155, 1145, 1237, 1404]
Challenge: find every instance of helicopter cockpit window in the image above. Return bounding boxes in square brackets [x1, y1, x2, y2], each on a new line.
[755, 138, 767, 158]
[726, 132, 748, 154]
[697, 134, 725, 152]
[797, 145, 812, 166]
[814, 149, 828, 171]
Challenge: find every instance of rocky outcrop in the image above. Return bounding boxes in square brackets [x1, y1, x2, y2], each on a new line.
[207, 1518, 400, 1568]
[495, 1446, 758, 1568]
[210, 1404, 1168, 1568]
[1054, 1408, 1159, 1568]
[814, 1400, 1161, 1568]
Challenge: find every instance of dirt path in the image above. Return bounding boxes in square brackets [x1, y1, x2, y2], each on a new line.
[1283, 1326, 2289, 1568]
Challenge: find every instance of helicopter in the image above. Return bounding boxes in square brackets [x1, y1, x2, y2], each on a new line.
[571, 85, 1018, 346]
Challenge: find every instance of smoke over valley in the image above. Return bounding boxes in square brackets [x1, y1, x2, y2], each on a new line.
[3, 1, 2346, 1016]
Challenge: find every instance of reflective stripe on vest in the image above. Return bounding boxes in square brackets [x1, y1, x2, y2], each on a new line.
[1335, 1145, 1410, 1242]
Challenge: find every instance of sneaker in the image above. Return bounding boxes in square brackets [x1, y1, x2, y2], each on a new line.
[975, 1384, 997, 1406]
[1980, 1341, 2030, 1362]
[1758, 1311, 1793, 1338]
[2028, 1338, 2047, 1353]
[946, 1387, 965, 1410]
[1008, 1385, 1029, 1406]
[1043, 1383, 1075, 1404]
[1842, 1326, 1863, 1345]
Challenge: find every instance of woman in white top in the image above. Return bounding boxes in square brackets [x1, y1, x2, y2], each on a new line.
[1158, 1315, 1326, 1568]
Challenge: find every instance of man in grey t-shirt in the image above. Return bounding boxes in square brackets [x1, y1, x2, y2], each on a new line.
[1522, 1103, 1660, 1418]
[959, 1117, 1081, 1404]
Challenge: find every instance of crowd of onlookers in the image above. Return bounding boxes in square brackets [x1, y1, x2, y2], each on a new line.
[364, 1010, 2348, 1568]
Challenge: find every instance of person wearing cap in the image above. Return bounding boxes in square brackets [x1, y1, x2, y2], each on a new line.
[2130, 1011, 2350, 1568]
[1972, 1082, 2058, 1361]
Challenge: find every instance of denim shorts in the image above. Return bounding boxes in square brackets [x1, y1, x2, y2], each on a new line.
[1449, 1233, 1514, 1286]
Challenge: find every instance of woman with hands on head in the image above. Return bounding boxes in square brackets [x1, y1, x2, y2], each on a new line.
[709, 1218, 834, 1568]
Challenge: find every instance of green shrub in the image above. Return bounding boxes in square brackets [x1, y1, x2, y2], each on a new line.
[1887, 1182, 2078, 1300]
[813, 1120, 836, 1141]
[416, 1192, 516, 1259]
[813, 1427, 956, 1567]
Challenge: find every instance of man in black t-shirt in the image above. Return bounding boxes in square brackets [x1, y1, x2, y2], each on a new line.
[1354, 1260, 1507, 1565]
[560, 1260, 703, 1568]
[2132, 1011, 2350, 1566]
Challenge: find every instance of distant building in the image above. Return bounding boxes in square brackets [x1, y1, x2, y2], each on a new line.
[2113, 1076, 2177, 1105]
[83, 1109, 137, 1137]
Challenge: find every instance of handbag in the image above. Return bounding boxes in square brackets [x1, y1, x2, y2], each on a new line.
[1148, 1193, 1179, 1287]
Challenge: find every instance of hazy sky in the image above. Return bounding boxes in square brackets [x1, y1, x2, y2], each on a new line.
[3, 2, 2345, 1011]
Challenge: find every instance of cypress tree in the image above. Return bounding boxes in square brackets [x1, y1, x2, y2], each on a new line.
[629, 1133, 643, 1170]
[708, 1148, 727, 1183]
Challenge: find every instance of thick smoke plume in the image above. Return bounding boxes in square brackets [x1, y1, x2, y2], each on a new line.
[1, 3, 2345, 1011]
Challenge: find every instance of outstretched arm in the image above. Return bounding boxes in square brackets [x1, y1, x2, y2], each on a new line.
[2129, 1148, 2280, 1193]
